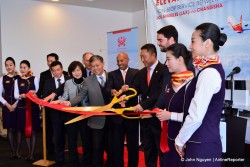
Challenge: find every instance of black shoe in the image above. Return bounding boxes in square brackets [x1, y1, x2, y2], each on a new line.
[16, 155, 22, 160]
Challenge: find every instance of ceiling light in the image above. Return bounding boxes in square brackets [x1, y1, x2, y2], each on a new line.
[51, 0, 59, 2]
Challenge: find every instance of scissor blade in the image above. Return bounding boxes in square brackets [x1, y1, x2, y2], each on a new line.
[65, 115, 92, 125]
[63, 106, 102, 112]
[64, 107, 116, 125]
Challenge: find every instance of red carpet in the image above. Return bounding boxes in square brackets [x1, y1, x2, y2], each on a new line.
[75, 147, 160, 167]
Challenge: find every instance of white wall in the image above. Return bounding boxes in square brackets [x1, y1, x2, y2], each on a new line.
[0, 0, 134, 76]
[132, 10, 147, 69]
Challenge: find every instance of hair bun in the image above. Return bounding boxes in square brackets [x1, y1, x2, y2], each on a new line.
[219, 33, 227, 46]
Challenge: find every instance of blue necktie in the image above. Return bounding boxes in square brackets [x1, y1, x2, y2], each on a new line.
[99, 76, 105, 87]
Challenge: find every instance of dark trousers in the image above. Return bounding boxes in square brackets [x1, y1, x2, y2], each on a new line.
[50, 110, 65, 164]
[141, 117, 161, 167]
[90, 118, 113, 167]
[104, 117, 113, 167]
[112, 118, 139, 167]
[66, 117, 92, 166]
[91, 128, 105, 167]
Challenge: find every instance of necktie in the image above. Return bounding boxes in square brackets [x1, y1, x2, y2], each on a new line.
[122, 70, 126, 83]
[147, 67, 151, 86]
[88, 70, 92, 77]
[160, 121, 170, 153]
[57, 78, 62, 87]
[99, 76, 105, 87]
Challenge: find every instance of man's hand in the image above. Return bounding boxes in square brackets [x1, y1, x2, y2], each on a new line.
[121, 84, 129, 92]
[140, 109, 153, 119]
[134, 104, 143, 112]
[111, 89, 118, 96]
[156, 109, 171, 121]
[43, 93, 56, 102]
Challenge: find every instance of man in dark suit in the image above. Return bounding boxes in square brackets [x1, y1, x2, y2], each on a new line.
[106, 52, 139, 167]
[62, 55, 110, 167]
[133, 44, 168, 167]
[155, 25, 194, 108]
[82, 52, 94, 78]
[43, 61, 70, 167]
[36, 53, 68, 159]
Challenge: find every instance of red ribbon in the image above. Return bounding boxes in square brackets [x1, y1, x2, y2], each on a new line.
[152, 108, 170, 153]
[25, 91, 159, 116]
[25, 98, 32, 138]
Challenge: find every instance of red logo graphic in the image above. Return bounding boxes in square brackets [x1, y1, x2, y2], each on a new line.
[118, 36, 126, 47]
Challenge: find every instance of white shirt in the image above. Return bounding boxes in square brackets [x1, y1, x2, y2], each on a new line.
[54, 75, 65, 89]
[119, 67, 128, 75]
[14, 77, 39, 100]
[175, 67, 222, 147]
[0, 76, 14, 105]
[148, 60, 159, 78]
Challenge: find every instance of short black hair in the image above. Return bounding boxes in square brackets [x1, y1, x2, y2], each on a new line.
[47, 53, 59, 61]
[20, 60, 30, 68]
[50, 60, 63, 69]
[157, 25, 178, 43]
[5, 57, 15, 66]
[141, 43, 157, 57]
[89, 55, 104, 64]
[68, 61, 85, 78]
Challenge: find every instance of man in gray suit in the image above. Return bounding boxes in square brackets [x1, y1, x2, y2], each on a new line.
[62, 55, 110, 167]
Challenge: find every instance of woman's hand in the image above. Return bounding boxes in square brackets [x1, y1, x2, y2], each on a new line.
[50, 99, 62, 104]
[60, 101, 71, 106]
[175, 143, 185, 158]
[19, 93, 26, 99]
[5, 103, 13, 112]
[11, 101, 18, 111]
[156, 109, 171, 121]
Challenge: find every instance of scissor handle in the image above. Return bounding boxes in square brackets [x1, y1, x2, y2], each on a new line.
[123, 88, 137, 101]
[110, 88, 137, 105]
[113, 107, 141, 119]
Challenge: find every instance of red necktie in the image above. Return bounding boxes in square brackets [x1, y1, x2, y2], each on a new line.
[160, 121, 170, 153]
[147, 67, 150, 86]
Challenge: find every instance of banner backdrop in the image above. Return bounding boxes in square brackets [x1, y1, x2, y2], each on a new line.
[107, 28, 139, 72]
[146, 0, 250, 79]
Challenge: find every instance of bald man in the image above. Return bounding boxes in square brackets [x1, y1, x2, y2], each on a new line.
[106, 52, 139, 167]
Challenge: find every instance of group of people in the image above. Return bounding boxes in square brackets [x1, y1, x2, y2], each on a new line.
[0, 22, 227, 167]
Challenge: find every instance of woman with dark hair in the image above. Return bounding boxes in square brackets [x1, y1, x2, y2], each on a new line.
[14, 60, 40, 161]
[52, 61, 91, 166]
[155, 43, 194, 167]
[175, 23, 227, 167]
[0, 57, 19, 159]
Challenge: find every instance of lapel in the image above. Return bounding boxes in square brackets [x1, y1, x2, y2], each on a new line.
[115, 69, 124, 85]
[51, 77, 56, 90]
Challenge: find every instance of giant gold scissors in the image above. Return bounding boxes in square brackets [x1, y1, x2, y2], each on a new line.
[64, 88, 140, 124]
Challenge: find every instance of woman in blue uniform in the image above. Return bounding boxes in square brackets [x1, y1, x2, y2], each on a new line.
[156, 43, 194, 167]
[14, 60, 40, 161]
[0, 57, 19, 159]
[175, 23, 227, 167]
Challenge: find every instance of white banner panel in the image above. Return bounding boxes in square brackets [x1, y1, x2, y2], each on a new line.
[146, 0, 250, 79]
